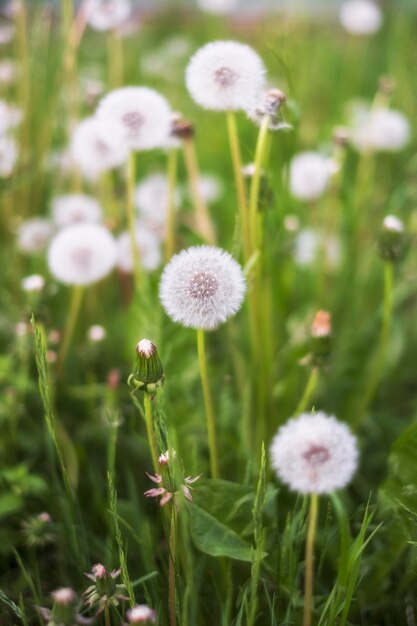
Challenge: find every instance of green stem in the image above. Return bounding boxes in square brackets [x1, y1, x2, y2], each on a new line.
[127, 151, 143, 290]
[107, 29, 124, 89]
[168, 504, 177, 626]
[58, 285, 84, 375]
[226, 111, 250, 261]
[183, 138, 215, 244]
[303, 493, 319, 626]
[248, 114, 270, 254]
[104, 604, 111, 626]
[165, 148, 178, 261]
[144, 392, 159, 474]
[196, 329, 220, 479]
[295, 368, 320, 416]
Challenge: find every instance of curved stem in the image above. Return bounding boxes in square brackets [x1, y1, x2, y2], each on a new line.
[226, 111, 250, 261]
[248, 114, 270, 254]
[303, 493, 319, 626]
[168, 504, 177, 626]
[165, 148, 178, 261]
[144, 392, 159, 474]
[196, 329, 220, 479]
[182, 138, 215, 245]
[294, 368, 319, 416]
[126, 151, 142, 290]
[58, 285, 84, 375]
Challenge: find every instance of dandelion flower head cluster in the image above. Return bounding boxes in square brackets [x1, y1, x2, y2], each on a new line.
[51, 194, 102, 230]
[87, 0, 131, 32]
[186, 40, 266, 111]
[339, 0, 382, 36]
[270, 412, 358, 494]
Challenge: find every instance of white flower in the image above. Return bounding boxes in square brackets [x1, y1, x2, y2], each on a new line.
[339, 0, 382, 35]
[0, 100, 22, 135]
[87, 0, 131, 31]
[159, 245, 246, 330]
[270, 412, 358, 494]
[126, 604, 156, 624]
[293, 228, 341, 268]
[87, 324, 107, 341]
[289, 152, 332, 201]
[48, 223, 116, 286]
[21, 274, 45, 292]
[96, 87, 171, 151]
[383, 215, 404, 233]
[0, 59, 18, 84]
[70, 117, 128, 181]
[116, 228, 162, 272]
[0, 25, 15, 45]
[51, 194, 103, 230]
[350, 106, 411, 153]
[197, 0, 240, 14]
[18, 218, 54, 254]
[185, 41, 266, 112]
[0, 135, 17, 176]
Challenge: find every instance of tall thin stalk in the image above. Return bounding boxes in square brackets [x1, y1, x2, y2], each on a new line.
[58, 285, 84, 374]
[168, 505, 177, 626]
[226, 111, 250, 261]
[182, 138, 215, 245]
[107, 29, 124, 88]
[165, 148, 178, 261]
[295, 368, 319, 416]
[196, 329, 219, 479]
[303, 493, 319, 626]
[248, 114, 270, 254]
[126, 151, 143, 290]
[144, 392, 159, 474]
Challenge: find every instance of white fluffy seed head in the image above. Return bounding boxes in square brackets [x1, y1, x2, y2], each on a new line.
[197, 0, 240, 14]
[21, 274, 45, 292]
[48, 223, 116, 286]
[270, 412, 359, 494]
[127, 605, 157, 624]
[87, 0, 131, 31]
[51, 194, 103, 230]
[70, 117, 129, 181]
[0, 135, 18, 177]
[116, 228, 162, 273]
[294, 228, 341, 268]
[135, 173, 178, 237]
[354, 107, 410, 153]
[289, 152, 332, 201]
[383, 214, 404, 233]
[96, 87, 171, 151]
[339, 0, 382, 35]
[18, 218, 54, 254]
[159, 245, 246, 330]
[185, 41, 266, 112]
[0, 100, 23, 134]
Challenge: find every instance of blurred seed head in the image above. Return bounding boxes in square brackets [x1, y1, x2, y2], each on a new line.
[339, 0, 383, 36]
[21, 274, 45, 293]
[126, 605, 157, 624]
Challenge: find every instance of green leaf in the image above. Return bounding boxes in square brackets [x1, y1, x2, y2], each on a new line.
[187, 502, 255, 562]
[0, 493, 23, 519]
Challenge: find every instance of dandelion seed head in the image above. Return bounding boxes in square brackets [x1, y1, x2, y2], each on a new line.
[0, 24, 15, 45]
[339, 0, 382, 35]
[116, 228, 162, 273]
[88, 324, 106, 342]
[350, 104, 410, 153]
[96, 87, 171, 151]
[289, 152, 332, 201]
[383, 215, 404, 233]
[159, 245, 246, 330]
[135, 173, 178, 236]
[87, 0, 131, 32]
[0, 59, 18, 84]
[70, 117, 129, 181]
[0, 100, 22, 133]
[269, 412, 358, 494]
[48, 223, 116, 286]
[185, 41, 266, 111]
[52, 194, 102, 230]
[127, 605, 157, 624]
[197, 0, 240, 14]
[18, 218, 54, 254]
[21, 274, 45, 292]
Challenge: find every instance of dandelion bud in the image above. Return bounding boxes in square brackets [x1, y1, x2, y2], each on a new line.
[310, 310, 332, 365]
[84, 564, 128, 612]
[45, 588, 78, 626]
[22, 512, 54, 548]
[128, 339, 164, 394]
[378, 215, 406, 262]
[126, 605, 157, 624]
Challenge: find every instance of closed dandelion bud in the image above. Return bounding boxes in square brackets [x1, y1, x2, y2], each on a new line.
[50, 588, 78, 626]
[310, 310, 332, 365]
[84, 563, 128, 612]
[128, 339, 164, 394]
[378, 215, 405, 262]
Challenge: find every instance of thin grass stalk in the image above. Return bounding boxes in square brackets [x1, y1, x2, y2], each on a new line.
[226, 111, 250, 261]
[126, 151, 143, 290]
[196, 328, 220, 479]
[168, 505, 177, 626]
[248, 444, 267, 626]
[295, 368, 320, 415]
[107, 29, 124, 88]
[14, 0, 29, 163]
[248, 114, 270, 254]
[303, 493, 319, 626]
[57, 285, 84, 375]
[182, 138, 215, 244]
[144, 392, 159, 474]
[165, 148, 178, 261]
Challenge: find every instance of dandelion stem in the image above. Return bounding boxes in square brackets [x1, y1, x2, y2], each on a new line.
[104, 605, 111, 626]
[226, 110, 250, 261]
[295, 368, 319, 415]
[58, 285, 84, 374]
[248, 114, 270, 254]
[107, 29, 124, 89]
[303, 493, 319, 626]
[165, 148, 178, 262]
[144, 392, 159, 474]
[168, 504, 177, 626]
[126, 151, 143, 290]
[182, 138, 215, 245]
[196, 329, 220, 479]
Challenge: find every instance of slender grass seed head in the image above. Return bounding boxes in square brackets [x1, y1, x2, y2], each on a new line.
[289, 152, 332, 201]
[48, 223, 116, 286]
[270, 412, 358, 494]
[87, 0, 131, 32]
[159, 245, 246, 330]
[185, 40, 266, 111]
[96, 87, 171, 151]
[339, 0, 382, 35]
[51, 194, 102, 230]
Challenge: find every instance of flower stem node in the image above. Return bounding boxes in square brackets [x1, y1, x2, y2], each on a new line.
[378, 215, 406, 262]
[128, 339, 164, 395]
